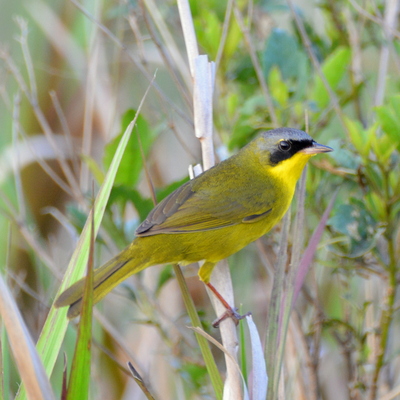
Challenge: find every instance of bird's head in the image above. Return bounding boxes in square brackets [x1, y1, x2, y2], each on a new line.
[253, 127, 333, 183]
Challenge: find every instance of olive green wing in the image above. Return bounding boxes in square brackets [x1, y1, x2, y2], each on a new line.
[136, 178, 273, 236]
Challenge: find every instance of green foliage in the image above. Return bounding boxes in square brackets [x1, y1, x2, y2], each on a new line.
[4, 0, 400, 399]
[345, 117, 374, 159]
[66, 226, 94, 400]
[193, 3, 241, 62]
[155, 264, 174, 294]
[228, 95, 265, 150]
[180, 362, 209, 392]
[268, 67, 289, 108]
[311, 46, 351, 109]
[262, 28, 308, 83]
[194, 9, 222, 59]
[108, 186, 154, 222]
[328, 199, 381, 258]
[103, 110, 154, 188]
[375, 95, 400, 151]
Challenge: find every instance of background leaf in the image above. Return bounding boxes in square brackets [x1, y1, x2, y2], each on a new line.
[103, 110, 154, 187]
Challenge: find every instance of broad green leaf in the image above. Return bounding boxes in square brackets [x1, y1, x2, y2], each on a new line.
[223, 17, 242, 61]
[108, 186, 154, 222]
[311, 47, 351, 109]
[328, 199, 381, 258]
[375, 106, 399, 134]
[345, 117, 364, 154]
[195, 10, 221, 59]
[108, 176, 189, 224]
[227, 93, 240, 120]
[371, 133, 397, 164]
[180, 363, 209, 391]
[268, 67, 288, 108]
[376, 96, 400, 150]
[228, 95, 266, 150]
[262, 28, 307, 82]
[103, 110, 154, 187]
[326, 138, 359, 170]
[228, 116, 258, 150]
[344, 116, 374, 158]
[189, 0, 226, 19]
[364, 164, 384, 193]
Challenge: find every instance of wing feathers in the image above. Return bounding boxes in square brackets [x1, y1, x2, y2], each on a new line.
[135, 165, 274, 236]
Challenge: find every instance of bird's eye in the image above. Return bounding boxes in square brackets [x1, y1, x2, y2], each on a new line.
[279, 141, 291, 151]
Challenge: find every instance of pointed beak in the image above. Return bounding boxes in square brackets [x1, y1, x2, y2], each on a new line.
[300, 141, 333, 155]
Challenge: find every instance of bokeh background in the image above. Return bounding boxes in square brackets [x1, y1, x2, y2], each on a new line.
[1, 0, 400, 399]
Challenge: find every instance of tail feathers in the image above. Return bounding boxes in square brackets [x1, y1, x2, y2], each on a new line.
[55, 244, 150, 319]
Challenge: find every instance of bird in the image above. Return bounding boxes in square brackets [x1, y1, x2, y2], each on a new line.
[55, 127, 333, 322]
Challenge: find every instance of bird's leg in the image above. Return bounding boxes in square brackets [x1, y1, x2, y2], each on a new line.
[198, 261, 251, 327]
[205, 282, 251, 328]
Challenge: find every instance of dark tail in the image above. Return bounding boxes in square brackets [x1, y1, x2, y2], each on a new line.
[55, 240, 152, 318]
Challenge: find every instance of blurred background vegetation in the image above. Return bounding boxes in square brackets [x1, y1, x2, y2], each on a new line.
[1, 0, 400, 399]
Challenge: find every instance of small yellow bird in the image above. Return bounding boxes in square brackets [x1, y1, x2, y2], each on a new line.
[56, 128, 332, 320]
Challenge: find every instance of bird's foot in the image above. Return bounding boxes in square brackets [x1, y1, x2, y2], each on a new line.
[212, 308, 252, 328]
[206, 282, 252, 328]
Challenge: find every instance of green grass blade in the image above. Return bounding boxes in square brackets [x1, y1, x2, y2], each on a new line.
[239, 308, 248, 384]
[173, 264, 223, 399]
[15, 86, 151, 400]
[66, 209, 95, 400]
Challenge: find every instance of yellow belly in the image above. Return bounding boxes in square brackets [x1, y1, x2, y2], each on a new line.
[139, 182, 294, 266]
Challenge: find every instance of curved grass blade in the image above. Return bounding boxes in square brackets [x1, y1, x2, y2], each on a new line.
[0, 275, 55, 400]
[66, 203, 95, 400]
[15, 81, 153, 400]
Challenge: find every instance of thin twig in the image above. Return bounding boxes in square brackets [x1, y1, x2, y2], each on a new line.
[233, 4, 278, 127]
[348, 0, 400, 40]
[286, 0, 348, 135]
[265, 211, 290, 400]
[18, 129, 76, 198]
[215, 0, 234, 73]
[80, 40, 98, 192]
[49, 91, 80, 176]
[15, 17, 37, 100]
[344, 9, 365, 125]
[126, 11, 147, 66]
[140, 1, 192, 108]
[7, 272, 50, 310]
[141, 0, 192, 92]
[0, 48, 83, 202]
[16, 19, 82, 197]
[374, 0, 399, 106]
[127, 362, 156, 400]
[135, 124, 156, 206]
[0, 194, 60, 277]
[68, 0, 192, 127]
[11, 92, 26, 221]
